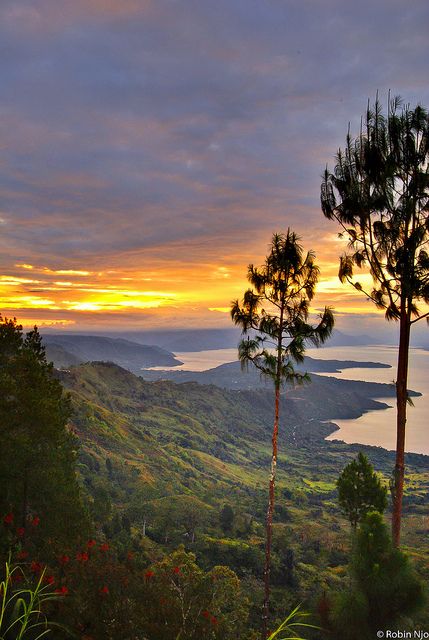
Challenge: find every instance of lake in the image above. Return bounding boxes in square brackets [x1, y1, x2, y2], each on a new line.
[164, 345, 429, 456]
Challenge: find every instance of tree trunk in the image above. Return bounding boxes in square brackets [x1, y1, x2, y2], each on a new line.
[261, 383, 280, 640]
[392, 304, 411, 547]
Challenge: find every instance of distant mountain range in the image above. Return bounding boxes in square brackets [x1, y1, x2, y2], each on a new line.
[43, 334, 182, 372]
[42, 328, 393, 354]
[42, 332, 396, 384]
[110, 328, 388, 351]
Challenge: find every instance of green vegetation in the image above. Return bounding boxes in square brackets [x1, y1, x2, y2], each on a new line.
[267, 605, 318, 640]
[0, 317, 89, 551]
[0, 561, 63, 639]
[49, 358, 428, 637]
[328, 512, 425, 639]
[0, 314, 427, 638]
[321, 96, 429, 546]
[337, 452, 387, 529]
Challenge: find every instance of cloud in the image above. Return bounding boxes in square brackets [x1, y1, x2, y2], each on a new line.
[0, 0, 428, 327]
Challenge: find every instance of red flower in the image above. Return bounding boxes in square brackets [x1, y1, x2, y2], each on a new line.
[3, 513, 14, 525]
[202, 610, 210, 619]
[126, 551, 134, 561]
[31, 561, 42, 574]
[44, 575, 55, 585]
[100, 585, 109, 595]
[55, 585, 68, 595]
[172, 566, 181, 574]
[31, 516, 40, 527]
[59, 554, 70, 565]
[144, 570, 154, 580]
[16, 527, 25, 538]
[11, 572, 23, 583]
[76, 551, 89, 562]
[87, 539, 96, 548]
[17, 550, 29, 560]
[99, 542, 109, 552]
[211, 616, 218, 626]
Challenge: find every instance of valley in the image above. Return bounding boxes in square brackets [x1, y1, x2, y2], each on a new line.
[56, 359, 429, 624]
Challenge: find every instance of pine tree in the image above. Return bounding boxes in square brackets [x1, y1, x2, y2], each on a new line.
[337, 452, 387, 529]
[321, 96, 429, 546]
[0, 316, 89, 550]
[231, 231, 334, 638]
[330, 512, 425, 639]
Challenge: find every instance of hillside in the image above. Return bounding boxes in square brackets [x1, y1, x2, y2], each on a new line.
[60, 363, 427, 527]
[43, 333, 182, 372]
[60, 361, 401, 476]
[55, 361, 429, 625]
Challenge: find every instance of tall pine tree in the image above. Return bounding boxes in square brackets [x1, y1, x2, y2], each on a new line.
[0, 316, 89, 552]
[231, 231, 334, 638]
[321, 96, 429, 546]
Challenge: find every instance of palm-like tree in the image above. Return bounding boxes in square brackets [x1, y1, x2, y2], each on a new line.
[231, 231, 334, 639]
[321, 96, 429, 547]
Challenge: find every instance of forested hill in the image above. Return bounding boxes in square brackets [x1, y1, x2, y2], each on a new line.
[53, 361, 429, 627]
[43, 333, 182, 371]
[58, 362, 426, 503]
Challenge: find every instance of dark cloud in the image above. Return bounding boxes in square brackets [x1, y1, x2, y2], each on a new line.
[1, 0, 428, 271]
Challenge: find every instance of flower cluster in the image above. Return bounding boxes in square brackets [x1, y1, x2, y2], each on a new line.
[201, 610, 218, 625]
[2, 511, 40, 542]
[1, 521, 120, 605]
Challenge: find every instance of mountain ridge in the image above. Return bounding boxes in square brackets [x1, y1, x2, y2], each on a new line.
[43, 333, 182, 372]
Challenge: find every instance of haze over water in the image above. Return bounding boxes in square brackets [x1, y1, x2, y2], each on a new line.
[167, 345, 429, 456]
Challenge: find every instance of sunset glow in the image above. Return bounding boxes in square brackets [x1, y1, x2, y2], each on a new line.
[0, 0, 427, 333]
[0, 252, 383, 330]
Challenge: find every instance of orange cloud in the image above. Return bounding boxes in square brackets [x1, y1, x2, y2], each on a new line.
[0, 244, 383, 331]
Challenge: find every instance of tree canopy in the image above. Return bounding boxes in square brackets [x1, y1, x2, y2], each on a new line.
[330, 512, 425, 639]
[321, 96, 429, 322]
[337, 453, 387, 529]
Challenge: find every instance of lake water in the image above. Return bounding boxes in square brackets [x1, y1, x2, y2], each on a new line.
[305, 345, 429, 456]
[163, 345, 429, 456]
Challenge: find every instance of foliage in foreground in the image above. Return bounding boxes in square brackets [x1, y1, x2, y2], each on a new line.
[267, 605, 318, 640]
[0, 316, 89, 552]
[328, 512, 425, 639]
[0, 561, 62, 639]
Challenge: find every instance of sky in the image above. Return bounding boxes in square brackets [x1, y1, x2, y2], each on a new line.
[1, 0, 428, 334]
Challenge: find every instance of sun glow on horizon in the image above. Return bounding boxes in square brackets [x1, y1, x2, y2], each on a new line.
[1, 248, 387, 329]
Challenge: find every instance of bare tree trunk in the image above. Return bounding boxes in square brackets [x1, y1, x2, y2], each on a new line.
[392, 303, 411, 547]
[261, 383, 280, 640]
